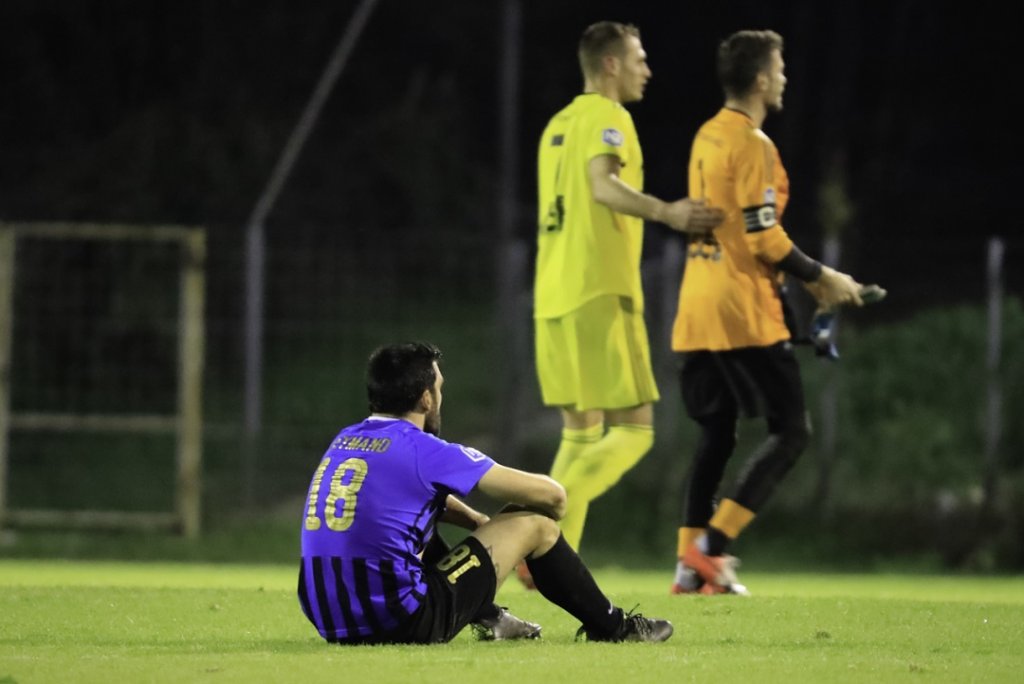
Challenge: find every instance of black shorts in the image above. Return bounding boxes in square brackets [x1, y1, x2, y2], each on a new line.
[385, 535, 497, 644]
[678, 342, 806, 427]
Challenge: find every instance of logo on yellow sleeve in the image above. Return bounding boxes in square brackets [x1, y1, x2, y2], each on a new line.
[601, 128, 624, 146]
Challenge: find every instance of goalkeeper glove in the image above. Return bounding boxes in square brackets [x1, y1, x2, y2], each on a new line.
[810, 310, 840, 361]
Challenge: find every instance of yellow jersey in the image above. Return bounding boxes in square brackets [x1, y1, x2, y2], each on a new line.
[672, 108, 795, 351]
[534, 93, 645, 319]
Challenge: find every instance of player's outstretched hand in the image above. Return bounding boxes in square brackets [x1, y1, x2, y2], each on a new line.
[857, 284, 887, 305]
[805, 266, 864, 309]
[661, 198, 726, 234]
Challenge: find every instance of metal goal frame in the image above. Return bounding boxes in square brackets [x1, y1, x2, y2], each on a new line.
[0, 222, 205, 538]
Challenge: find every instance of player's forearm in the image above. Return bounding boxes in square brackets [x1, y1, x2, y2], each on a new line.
[440, 495, 488, 530]
[514, 474, 568, 520]
[774, 245, 823, 282]
[497, 475, 567, 519]
[477, 465, 567, 520]
[771, 245, 861, 308]
[591, 172, 667, 223]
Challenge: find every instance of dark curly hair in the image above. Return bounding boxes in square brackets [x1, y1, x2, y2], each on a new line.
[366, 342, 441, 414]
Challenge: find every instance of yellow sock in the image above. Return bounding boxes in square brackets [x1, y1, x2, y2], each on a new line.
[561, 424, 654, 501]
[676, 526, 705, 559]
[550, 424, 603, 481]
[558, 502, 588, 552]
[708, 499, 756, 539]
[557, 424, 654, 549]
[549, 425, 603, 551]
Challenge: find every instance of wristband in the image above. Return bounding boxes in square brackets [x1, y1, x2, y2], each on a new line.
[776, 246, 823, 282]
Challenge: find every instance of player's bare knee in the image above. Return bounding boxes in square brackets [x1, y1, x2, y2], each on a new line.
[532, 514, 561, 551]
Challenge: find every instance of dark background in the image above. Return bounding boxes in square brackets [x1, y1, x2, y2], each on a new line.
[1, 0, 1016, 298]
[1, 1, 1020, 567]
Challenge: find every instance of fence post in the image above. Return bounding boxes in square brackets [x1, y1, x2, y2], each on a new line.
[981, 237, 1004, 512]
[242, 0, 379, 505]
[814, 236, 841, 511]
[495, 0, 526, 461]
[654, 236, 687, 524]
[0, 229, 15, 526]
[177, 229, 206, 538]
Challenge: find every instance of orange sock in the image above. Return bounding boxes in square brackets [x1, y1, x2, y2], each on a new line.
[708, 499, 756, 540]
[676, 526, 705, 559]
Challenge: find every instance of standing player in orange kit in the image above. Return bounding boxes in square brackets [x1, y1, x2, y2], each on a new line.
[669, 30, 878, 595]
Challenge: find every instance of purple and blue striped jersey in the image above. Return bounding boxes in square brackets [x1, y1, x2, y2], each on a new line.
[298, 416, 495, 641]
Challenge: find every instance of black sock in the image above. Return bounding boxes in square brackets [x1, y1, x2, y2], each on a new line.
[526, 534, 622, 637]
[705, 527, 730, 556]
[424, 531, 499, 622]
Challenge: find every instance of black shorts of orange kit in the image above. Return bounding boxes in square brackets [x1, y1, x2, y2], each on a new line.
[678, 341, 805, 426]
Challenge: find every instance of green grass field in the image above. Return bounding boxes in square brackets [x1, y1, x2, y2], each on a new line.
[1, 560, 1023, 683]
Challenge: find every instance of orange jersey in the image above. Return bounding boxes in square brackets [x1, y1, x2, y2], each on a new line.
[672, 108, 796, 351]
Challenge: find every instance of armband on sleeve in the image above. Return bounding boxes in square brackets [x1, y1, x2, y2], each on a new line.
[742, 203, 778, 233]
[776, 246, 823, 283]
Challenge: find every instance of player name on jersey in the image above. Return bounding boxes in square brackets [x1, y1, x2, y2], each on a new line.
[331, 435, 392, 453]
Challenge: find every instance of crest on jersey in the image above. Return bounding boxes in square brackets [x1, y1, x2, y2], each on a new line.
[602, 128, 624, 146]
[764, 187, 776, 204]
[459, 446, 488, 462]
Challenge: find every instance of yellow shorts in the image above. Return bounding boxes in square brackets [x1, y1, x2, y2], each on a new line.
[534, 295, 660, 411]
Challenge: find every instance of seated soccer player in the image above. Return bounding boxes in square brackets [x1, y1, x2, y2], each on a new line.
[297, 342, 673, 644]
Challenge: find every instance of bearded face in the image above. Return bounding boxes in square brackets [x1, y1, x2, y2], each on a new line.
[424, 387, 442, 436]
[423, 362, 443, 436]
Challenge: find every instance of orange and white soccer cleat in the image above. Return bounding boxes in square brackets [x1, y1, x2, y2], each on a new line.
[669, 561, 703, 594]
[682, 544, 750, 596]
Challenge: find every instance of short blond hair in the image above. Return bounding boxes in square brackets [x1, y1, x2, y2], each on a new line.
[578, 21, 640, 78]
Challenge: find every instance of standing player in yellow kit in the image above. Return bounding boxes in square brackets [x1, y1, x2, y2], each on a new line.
[531, 20, 723, 581]
[670, 30, 875, 594]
